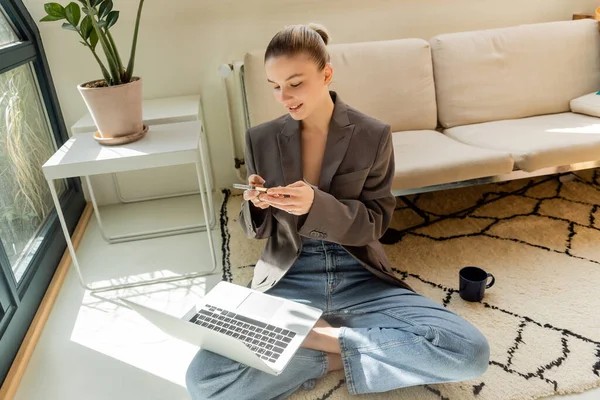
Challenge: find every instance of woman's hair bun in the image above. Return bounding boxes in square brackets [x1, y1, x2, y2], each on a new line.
[264, 23, 331, 69]
[307, 23, 330, 46]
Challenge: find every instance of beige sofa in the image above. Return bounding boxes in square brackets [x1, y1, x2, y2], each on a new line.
[238, 19, 600, 196]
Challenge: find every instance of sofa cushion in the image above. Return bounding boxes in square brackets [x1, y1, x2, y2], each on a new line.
[244, 38, 437, 131]
[571, 92, 600, 118]
[392, 130, 514, 191]
[444, 112, 600, 172]
[431, 19, 600, 128]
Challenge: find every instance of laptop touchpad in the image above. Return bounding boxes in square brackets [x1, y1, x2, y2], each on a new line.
[236, 292, 284, 321]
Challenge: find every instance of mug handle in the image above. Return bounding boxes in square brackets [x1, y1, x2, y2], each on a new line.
[486, 273, 495, 289]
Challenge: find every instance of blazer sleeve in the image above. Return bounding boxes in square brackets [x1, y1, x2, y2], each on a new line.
[238, 128, 275, 240]
[298, 124, 395, 246]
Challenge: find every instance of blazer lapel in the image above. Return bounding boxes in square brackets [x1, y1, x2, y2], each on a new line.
[318, 93, 355, 193]
[276, 91, 355, 192]
[277, 117, 303, 186]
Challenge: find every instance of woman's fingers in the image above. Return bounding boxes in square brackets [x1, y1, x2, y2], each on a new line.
[266, 186, 296, 197]
[243, 189, 260, 201]
[241, 181, 312, 215]
[248, 174, 266, 186]
[244, 190, 268, 208]
[262, 196, 296, 207]
[257, 202, 270, 209]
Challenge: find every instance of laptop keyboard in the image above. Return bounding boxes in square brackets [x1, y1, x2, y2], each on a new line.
[189, 303, 297, 363]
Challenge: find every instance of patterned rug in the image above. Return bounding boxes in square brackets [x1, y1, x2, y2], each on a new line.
[218, 170, 600, 400]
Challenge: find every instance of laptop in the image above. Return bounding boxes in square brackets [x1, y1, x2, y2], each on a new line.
[119, 281, 323, 376]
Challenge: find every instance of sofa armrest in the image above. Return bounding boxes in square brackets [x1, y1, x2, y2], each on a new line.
[570, 92, 600, 118]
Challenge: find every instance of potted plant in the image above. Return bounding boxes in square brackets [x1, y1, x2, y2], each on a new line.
[40, 0, 147, 144]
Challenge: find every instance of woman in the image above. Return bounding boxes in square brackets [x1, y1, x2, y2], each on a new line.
[186, 23, 490, 400]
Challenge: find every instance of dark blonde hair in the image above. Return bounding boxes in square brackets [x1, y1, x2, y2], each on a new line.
[264, 23, 330, 70]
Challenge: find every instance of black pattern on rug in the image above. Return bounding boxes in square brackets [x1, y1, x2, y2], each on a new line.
[220, 189, 233, 282]
[384, 172, 600, 398]
[390, 265, 600, 393]
[381, 174, 600, 266]
[424, 385, 450, 400]
[472, 382, 485, 395]
[594, 347, 600, 377]
[316, 378, 345, 400]
[219, 173, 600, 399]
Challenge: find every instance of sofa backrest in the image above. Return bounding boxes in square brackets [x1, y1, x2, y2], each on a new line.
[430, 19, 600, 129]
[243, 38, 437, 132]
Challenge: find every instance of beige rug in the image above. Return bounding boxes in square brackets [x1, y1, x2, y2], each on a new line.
[219, 171, 600, 400]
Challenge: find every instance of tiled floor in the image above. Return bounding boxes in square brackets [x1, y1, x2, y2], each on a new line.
[12, 193, 600, 399]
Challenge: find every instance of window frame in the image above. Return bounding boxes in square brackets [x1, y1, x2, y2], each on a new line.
[0, 0, 86, 387]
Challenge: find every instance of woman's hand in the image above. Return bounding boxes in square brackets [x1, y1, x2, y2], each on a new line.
[243, 174, 270, 210]
[262, 181, 315, 215]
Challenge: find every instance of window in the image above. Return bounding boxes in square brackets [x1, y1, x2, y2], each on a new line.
[0, 0, 85, 387]
[0, 9, 18, 46]
[1, 63, 68, 283]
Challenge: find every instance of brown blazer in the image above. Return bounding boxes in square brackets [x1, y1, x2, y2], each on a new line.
[238, 91, 412, 292]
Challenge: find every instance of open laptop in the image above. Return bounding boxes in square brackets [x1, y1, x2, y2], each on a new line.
[119, 281, 323, 376]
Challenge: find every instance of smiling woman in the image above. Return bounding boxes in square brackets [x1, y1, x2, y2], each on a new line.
[0, 0, 85, 390]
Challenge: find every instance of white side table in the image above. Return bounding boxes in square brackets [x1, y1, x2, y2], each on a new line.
[42, 120, 217, 292]
[71, 95, 216, 237]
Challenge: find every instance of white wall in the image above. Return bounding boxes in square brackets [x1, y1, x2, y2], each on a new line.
[23, 0, 600, 205]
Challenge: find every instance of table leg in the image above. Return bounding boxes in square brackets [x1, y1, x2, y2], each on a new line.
[85, 175, 111, 243]
[47, 178, 89, 290]
[111, 172, 200, 203]
[110, 172, 217, 229]
[198, 126, 216, 228]
[49, 176, 220, 292]
[106, 127, 216, 230]
[76, 173, 218, 292]
[195, 161, 218, 273]
[84, 175, 215, 244]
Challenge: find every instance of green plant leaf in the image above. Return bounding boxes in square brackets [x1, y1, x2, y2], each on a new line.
[44, 3, 65, 18]
[40, 14, 63, 22]
[78, 0, 102, 7]
[82, 6, 97, 16]
[98, 0, 113, 19]
[126, 0, 145, 79]
[80, 15, 93, 39]
[65, 2, 81, 27]
[105, 10, 119, 29]
[61, 22, 78, 31]
[89, 29, 98, 50]
[97, 20, 106, 28]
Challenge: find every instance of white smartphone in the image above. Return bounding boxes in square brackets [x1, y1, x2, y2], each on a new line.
[232, 183, 290, 198]
[232, 183, 268, 192]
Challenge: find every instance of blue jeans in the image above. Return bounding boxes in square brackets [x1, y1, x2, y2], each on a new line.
[186, 238, 489, 399]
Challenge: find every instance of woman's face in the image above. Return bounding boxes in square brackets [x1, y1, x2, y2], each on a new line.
[265, 54, 333, 120]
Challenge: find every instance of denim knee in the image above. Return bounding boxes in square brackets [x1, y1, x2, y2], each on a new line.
[185, 365, 203, 399]
[185, 350, 240, 400]
[460, 331, 490, 380]
[431, 324, 490, 382]
[185, 354, 210, 400]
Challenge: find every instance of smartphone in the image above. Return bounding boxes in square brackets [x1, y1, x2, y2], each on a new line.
[233, 183, 269, 192]
[232, 183, 290, 198]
